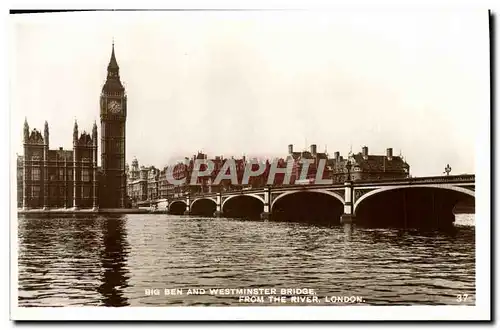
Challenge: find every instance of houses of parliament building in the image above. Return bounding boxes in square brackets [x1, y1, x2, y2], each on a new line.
[17, 44, 128, 210]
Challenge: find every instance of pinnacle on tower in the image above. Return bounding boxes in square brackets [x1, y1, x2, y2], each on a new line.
[73, 120, 78, 142]
[44, 121, 49, 145]
[92, 124, 98, 146]
[23, 117, 29, 142]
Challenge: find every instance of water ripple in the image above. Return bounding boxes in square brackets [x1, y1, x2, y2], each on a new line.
[17, 214, 475, 306]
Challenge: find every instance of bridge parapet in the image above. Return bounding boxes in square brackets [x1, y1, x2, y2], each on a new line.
[400, 174, 474, 183]
[145, 174, 475, 206]
[353, 175, 475, 188]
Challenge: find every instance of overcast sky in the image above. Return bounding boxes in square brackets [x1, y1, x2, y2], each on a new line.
[10, 10, 489, 176]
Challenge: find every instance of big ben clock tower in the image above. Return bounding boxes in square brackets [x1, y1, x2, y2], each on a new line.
[100, 43, 127, 208]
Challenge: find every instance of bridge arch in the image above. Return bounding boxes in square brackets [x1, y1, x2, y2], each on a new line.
[221, 194, 265, 210]
[169, 200, 187, 215]
[190, 198, 217, 217]
[270, 189, 345, 225]
[191, 197, 217, 208]
[221, 194, 264, 219]
[271, 189, 344, 210]
[353, 184, 475, 213]
[353, 184, 475, 230]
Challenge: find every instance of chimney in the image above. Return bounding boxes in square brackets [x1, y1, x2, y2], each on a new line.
[362, 146, 369, 159]
[59, 147, 63, 151]
[288, 144, 293, 155]
[386, 148, 393, 160]
[334, 151, 340, 161]
[310, 144, 317, 156]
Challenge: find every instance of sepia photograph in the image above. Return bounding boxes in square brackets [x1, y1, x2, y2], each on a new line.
[8, 7, 491, 321]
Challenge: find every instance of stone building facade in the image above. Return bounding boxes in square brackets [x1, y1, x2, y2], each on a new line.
[329, 146, 410, 182]
[19, 119, 98, 209]
[126, 158, 148, 205]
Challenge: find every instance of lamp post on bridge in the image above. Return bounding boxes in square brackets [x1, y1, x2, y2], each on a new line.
[444, 164, 452, 176]
[340, 159, 355, 238]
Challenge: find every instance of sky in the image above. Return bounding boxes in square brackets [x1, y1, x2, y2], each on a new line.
[10, 10, 489, 176]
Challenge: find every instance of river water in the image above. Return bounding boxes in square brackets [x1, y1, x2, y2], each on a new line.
[17, 214, 475, 307]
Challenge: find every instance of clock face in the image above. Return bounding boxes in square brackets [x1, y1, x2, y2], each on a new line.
[108, 100, 121, 114]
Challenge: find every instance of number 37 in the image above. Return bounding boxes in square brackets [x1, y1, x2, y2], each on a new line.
[457, 294, 469, 302]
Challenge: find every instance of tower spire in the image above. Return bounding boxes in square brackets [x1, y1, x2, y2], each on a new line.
[103, 41, 123, 93]
[108, 41, 119, 70]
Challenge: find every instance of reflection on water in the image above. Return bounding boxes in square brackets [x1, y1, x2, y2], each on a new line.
[97, 217, 130, 307]
[18, 214, 475, 306]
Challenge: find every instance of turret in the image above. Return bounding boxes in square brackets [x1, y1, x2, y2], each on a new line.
[23, 118, 29, 143]
[92, 121, 98, 146]
[73, 120, 78, 145]
[43, 121, 49, 147]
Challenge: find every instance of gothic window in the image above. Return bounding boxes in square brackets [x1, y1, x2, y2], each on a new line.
[67, 169, 73, 180]
[83, 186, 91, 198]
[59, 186, 65, 197]
[32, 186, 40, 198]
[59, 169, 64, 180]
[31, 167, 41, 181]
[82, 169, 90, 182]
[50, 186, 57, 197]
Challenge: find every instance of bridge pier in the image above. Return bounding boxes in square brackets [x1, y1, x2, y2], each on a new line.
[184, 195, 191, 215]
[213, 192, 223, 217]
[341, 181, 355, 236]
[260, 187, 271, 220]
[260, 211, 271, 220]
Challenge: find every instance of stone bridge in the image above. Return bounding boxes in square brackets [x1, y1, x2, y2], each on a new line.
[139, 175, 475, 230]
